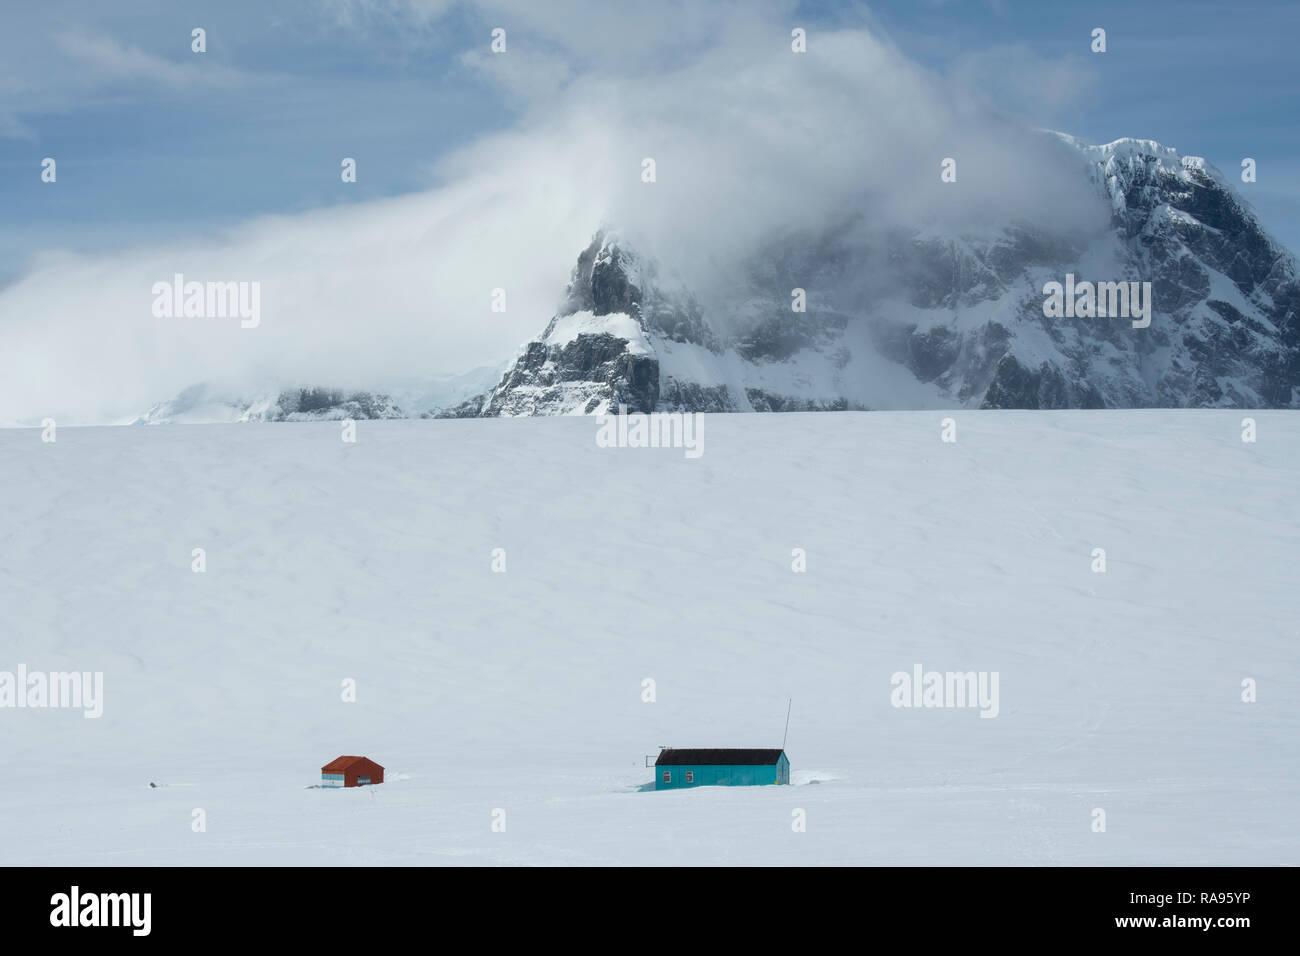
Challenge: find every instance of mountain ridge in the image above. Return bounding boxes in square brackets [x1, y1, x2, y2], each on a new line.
[136, 132, 1300, 423]
[442, 132, 1298, 415]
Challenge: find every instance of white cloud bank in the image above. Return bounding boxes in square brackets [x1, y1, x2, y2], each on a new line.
[0, 3, 1104, 424]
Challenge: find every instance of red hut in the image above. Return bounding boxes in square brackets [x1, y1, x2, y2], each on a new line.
[321, 755, 384, 788]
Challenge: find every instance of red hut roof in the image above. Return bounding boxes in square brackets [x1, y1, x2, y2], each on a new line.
[322, 755, 384, 773]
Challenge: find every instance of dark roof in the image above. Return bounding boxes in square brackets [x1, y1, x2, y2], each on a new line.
[655, 749, 784, 766]
[321, 755, 383, 773]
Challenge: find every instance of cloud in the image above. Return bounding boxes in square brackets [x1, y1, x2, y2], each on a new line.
[53, 32, 253, 89]
[325, 0, 459, 28]
[0, 4, 1109, 425]
[0, 24, 262, 140]
[947, 44, 1096, 121]
[0, 163, 605, 424]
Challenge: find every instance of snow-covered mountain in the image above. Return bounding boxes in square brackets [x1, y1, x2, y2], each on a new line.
[133, 384, 404, 425]
[445, 135, 1299, 416]
[133, 367, 509, 425]
[135, 133, 1299, 423]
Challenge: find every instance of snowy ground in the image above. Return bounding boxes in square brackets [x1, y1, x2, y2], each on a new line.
[1, 411, 1296, 865]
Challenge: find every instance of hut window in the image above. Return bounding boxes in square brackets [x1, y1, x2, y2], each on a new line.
[662, 771, 671, 783]
[685, 771, 694, 783]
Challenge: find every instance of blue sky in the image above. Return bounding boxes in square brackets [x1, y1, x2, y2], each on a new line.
[1, 0, 1296, 287]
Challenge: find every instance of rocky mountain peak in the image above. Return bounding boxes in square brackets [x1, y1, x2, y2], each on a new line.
[560, 231, 646, 318]
[136, 132, 1300, 423]
[452, 133, 1298, 417]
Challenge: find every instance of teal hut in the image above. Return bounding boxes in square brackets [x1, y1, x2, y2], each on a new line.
[654, 748, 790, 789]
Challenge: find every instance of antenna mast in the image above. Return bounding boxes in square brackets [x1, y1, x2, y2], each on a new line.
[781, 697, 792, 750]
